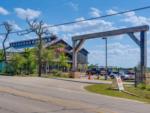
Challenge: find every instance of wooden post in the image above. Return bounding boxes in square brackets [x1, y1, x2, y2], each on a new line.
[72, 40, 77, 72]
[140, 31, 147, 83]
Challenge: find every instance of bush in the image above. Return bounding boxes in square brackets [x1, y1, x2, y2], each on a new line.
[137, 83, 146, 89]
[51, 69, 62, 77]
[146, 85, 150, 91]
[61, 72, 70, 78]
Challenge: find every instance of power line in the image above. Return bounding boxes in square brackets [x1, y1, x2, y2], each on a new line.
[44, 5, 150, 28]
[0, 5, 150, 35]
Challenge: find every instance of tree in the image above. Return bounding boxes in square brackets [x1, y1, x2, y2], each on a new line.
[41, 48, 55, 73]
[23, 48, 36, 74]
[0, 49, 4, 61]
[59, 53, 69, 71]
[2, 22, 12, 63]
[88, 64, 95, 69]
[46, 43, 70, 72]
[9, 53, 26, 75]
[26, 19, 49, 77]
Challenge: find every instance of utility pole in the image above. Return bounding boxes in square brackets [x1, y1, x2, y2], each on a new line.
[103, 37, 108, 80]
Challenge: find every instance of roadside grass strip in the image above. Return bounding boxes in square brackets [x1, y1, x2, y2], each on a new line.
[85, 84, 150, 103]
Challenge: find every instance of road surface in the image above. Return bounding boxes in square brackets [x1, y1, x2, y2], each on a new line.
[0, 76, 149, 113]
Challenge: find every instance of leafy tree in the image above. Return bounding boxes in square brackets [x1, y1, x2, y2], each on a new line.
[41, 48, 55, 73]
[0, 49, 4, 61]
[23, 48, 37, 75]
[47, 43, 70, 72]
[9, 53, 26, 75]
[42, 48, 55, 63]
[59, 53, 69, 71]
[88, 64, 95, 69]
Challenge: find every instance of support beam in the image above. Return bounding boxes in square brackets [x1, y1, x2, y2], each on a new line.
[72, 40, 77, 72]
[128, 32, 141, 47]
[140, 31, 147, 83]
[73, 25, 149, 41]
[75, 39, 85, 52]
[72, 39, 85, 72]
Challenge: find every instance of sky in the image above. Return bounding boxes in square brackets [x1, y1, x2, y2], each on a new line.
[0, 0, 150, 68]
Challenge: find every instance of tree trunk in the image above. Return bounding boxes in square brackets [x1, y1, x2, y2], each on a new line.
[3, 33, 9, 73]
[38, 35, 42, 77]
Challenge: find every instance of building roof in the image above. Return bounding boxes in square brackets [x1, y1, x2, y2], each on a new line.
[9, 36, 52, 49]
[7, 36, 89, 55]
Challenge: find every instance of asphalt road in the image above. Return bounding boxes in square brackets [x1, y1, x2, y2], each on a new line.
[0, 76, 149, 113]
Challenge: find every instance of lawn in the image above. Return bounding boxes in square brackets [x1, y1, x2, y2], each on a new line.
[85, 84, 150, 103]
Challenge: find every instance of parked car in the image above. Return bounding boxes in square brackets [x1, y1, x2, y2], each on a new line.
[109, 71, 126, 79]
[86, 68, 100, 75]
[109, 72, 119, 79]
[125, 72, 135, 80]
[109, 71, 135, 80]
[99, 68, 111, 75]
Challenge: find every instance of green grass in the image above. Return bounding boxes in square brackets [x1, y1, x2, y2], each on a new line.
[85, 84, 150, 103]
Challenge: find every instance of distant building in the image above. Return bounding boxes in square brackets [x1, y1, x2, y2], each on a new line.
[6, 35, 89, 72]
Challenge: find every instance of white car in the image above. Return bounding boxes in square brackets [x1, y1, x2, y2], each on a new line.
[126, 72, 135, 80]
[109, 72, 120, 79]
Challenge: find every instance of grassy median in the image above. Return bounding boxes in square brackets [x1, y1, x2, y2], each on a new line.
[85, 84, 150, 103]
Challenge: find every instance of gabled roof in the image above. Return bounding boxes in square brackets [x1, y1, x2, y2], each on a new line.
[44, 39, 89, 55]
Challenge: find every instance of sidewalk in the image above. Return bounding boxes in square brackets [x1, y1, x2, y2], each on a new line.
[52, 77, 134, 85]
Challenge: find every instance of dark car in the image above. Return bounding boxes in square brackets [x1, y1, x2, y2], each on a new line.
[99, 68, 111, 76]
[86, 68, 100, 75]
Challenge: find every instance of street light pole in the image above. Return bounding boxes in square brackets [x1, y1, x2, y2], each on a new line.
[103, 37, 108, 80]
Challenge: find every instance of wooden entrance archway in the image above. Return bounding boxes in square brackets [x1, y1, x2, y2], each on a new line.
[72, 25, 149, 83]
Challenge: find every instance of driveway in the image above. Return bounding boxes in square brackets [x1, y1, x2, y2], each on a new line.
[0, 76, 149, 113]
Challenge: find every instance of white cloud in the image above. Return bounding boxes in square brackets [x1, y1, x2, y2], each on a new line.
[49, 17, 114, 34]
[0, 7, 9, 15]
[148, 39, 150, 46]
[68, 2, 78, 11]
[88, 42, 141, 67]
[122, 11, 150, 25]
[89, 7, 101, 17]
[89, 50, 105, 65]
[14, 8, 41, 19]
[108, 43, 139, 56]
[7, 21, 22, 30]
[106, 9, 117, 15]
[61, 34, 72, 41]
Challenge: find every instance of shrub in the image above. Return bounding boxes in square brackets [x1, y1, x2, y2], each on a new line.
[146, 85, 150, 91]
[61, 72, 70, 78]
[51, 69, 62, 77]
[137, 83, 146, 89]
